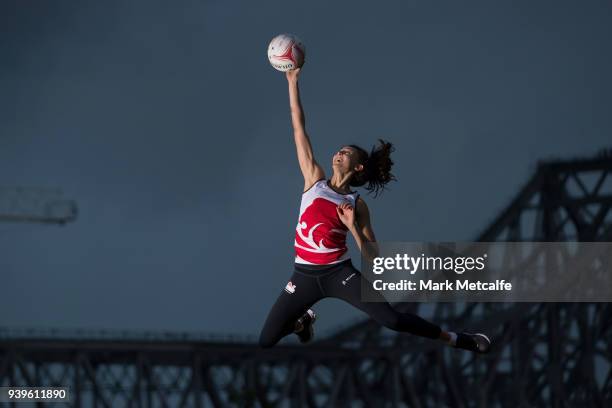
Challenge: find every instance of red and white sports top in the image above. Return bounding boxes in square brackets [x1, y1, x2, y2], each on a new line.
[294, 179, 360, 265]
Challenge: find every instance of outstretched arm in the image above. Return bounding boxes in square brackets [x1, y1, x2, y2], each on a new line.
[286, 68, 325, 191]
[336, 198, 379, 261]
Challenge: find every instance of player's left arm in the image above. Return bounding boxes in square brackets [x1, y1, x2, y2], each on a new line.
[339, 197, 379, 261]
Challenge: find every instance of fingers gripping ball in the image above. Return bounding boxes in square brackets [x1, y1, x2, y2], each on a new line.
[267, 33, 306, 72]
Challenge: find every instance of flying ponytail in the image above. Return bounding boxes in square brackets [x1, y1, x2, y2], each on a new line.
[349, 139, 396, 197]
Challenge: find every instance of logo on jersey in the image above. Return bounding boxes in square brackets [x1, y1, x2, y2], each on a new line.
[295, 198, 348, 264]
[285, 281, 296, 294]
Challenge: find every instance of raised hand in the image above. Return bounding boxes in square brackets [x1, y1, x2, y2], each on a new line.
[286, 67, 301, 82]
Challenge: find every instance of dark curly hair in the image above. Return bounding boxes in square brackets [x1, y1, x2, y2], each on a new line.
[348, 139, 396, 197]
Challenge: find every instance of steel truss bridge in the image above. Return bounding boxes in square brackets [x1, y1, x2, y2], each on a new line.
[1, 151, 612, 407]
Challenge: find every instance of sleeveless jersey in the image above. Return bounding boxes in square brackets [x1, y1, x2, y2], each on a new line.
[294, 179, 360, 265]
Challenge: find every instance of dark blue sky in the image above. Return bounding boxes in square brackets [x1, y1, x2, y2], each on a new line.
[1, 0, 610, 338]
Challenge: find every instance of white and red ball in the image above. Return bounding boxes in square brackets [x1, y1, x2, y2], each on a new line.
[267, 34, 305, 72]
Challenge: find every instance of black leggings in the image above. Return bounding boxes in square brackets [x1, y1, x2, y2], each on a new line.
[259, 259, 442, 348]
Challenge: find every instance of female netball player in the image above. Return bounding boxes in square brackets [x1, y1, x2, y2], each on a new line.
[258, 67, 491, 354]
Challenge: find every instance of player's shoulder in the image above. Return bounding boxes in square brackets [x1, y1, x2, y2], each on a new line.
[355, 196, 369, 211]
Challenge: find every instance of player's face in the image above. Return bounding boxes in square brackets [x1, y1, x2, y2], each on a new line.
[332, 146, 358, 171]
